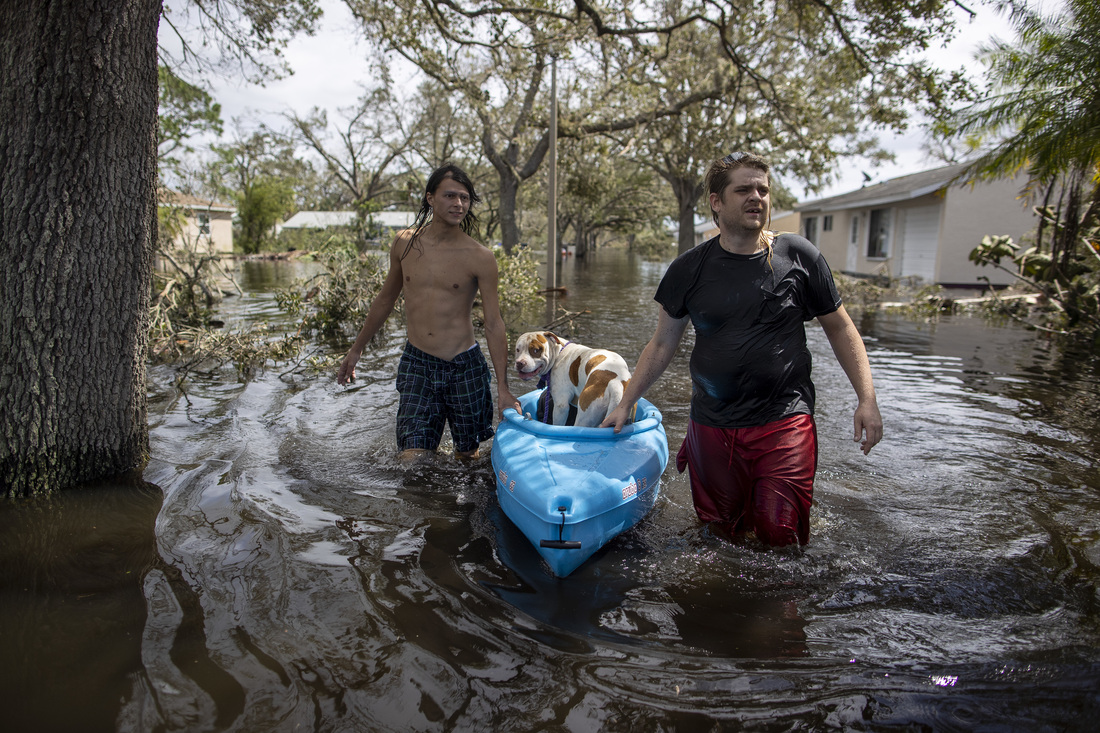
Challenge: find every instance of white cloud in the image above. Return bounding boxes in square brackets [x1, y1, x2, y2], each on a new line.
[205, 0, 371, 126]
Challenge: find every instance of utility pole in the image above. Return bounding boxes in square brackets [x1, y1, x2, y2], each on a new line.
[546, 55, 558, 292]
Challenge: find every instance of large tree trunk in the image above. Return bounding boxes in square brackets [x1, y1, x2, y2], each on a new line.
[0, 0, 161, 497]
[671, 176, 704, 254]
[573, 222, 589, 259]
[495, 173, 521, 254]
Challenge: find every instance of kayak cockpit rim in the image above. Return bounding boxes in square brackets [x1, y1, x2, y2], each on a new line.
[499, 390, 663, 440]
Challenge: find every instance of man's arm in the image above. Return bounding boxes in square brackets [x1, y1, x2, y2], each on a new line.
[817, 305, 883, 455]
[601, 305, 690, 432]
[474, 248, 519, 417]
[336, 235, 406, 385]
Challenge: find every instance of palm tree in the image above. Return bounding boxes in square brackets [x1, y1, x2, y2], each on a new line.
[952, 0, 1099, 185]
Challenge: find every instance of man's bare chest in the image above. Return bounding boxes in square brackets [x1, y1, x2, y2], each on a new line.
[403, 250, 477, 296]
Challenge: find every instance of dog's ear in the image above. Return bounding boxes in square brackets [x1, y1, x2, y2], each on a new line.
[545, 332, 564, 345]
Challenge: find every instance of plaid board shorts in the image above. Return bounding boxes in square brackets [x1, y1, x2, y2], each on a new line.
[395, 341, 494, 453]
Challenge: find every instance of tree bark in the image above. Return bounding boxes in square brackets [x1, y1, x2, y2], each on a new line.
[495, 172, 521, 255]
[0, 0, 161, 497]
[669, 175, 705, 254]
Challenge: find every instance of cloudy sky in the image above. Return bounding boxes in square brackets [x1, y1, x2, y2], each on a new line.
[178, 0, 1019, 201]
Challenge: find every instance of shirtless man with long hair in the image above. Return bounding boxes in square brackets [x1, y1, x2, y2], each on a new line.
[337, 163, 517, 461]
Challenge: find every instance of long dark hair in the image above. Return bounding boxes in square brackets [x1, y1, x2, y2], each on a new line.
[403, 163, 481, 259]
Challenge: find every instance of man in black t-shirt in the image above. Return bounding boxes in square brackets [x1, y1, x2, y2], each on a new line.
[602, 152, 882, 546]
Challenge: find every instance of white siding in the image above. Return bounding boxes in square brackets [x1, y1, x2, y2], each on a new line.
[900, 204, 941, 283]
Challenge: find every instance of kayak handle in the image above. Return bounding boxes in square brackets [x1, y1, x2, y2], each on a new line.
[541, 505, 581, 550]
[540, 539, 582, 549]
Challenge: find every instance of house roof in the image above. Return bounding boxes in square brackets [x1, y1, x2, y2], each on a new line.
[796, 162, 969, 213]
[159, 189, 236, 213]
[371, 211, 417, 228]
[280, 210, 418, 229]
[282, 211, 358, 229]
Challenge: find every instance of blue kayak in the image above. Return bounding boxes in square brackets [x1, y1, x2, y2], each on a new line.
[491, 388, 669, 577]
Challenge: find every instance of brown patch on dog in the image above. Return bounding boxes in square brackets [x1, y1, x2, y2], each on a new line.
[527, 332, 548, 358]
[571, 353, 608, 387]
[584, 354, 606, 372]
[578, 369, 616, 411]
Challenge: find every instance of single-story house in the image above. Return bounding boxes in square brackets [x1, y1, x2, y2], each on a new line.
[277, 210, 417, 237]
[279, 211, 358, 231]
[159, 190, 236, 254]
[795, 163, 1037, 288]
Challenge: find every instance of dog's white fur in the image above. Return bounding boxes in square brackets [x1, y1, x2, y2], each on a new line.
[513, 331, 632, 427]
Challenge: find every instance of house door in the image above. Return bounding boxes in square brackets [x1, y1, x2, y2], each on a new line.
[900, 204, 941, 283]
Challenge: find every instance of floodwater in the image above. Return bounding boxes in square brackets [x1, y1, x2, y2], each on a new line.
[3, 249, 1099, 731]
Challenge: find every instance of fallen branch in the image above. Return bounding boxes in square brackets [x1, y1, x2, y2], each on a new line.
[978, 277, 1069, 335]
[542, 308, 591, 332]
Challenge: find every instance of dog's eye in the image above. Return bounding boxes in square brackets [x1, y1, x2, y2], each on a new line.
[532, 346, 542, 357]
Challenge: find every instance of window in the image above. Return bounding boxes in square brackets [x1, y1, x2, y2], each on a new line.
[803, 216, 818, 244]
[823, 215, 833, 232]
[850, 215, 859, 245]
[198, 213, 211, 235]
[867, 208, 891, 258]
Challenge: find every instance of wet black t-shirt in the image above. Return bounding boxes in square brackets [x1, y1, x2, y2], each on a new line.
[654, 234, 842, 428]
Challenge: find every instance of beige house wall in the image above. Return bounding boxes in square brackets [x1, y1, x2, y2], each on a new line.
[804, 210, 857, 272]
[175, 209, 235, 254]
[937, 174, 1036, 286]
[159, 190, 236, 255]
[770, 210, 801, 238]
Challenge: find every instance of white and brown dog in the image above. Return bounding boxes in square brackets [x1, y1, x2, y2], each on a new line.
[513, 331, 633, 427]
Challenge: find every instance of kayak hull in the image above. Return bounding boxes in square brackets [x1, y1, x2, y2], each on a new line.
[491, 389, 669, 577]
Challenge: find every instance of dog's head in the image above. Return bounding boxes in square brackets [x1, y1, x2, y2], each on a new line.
[513, 331, 566, 381]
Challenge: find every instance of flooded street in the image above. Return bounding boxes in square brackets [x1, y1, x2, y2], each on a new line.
[3, 249, 1099, 731]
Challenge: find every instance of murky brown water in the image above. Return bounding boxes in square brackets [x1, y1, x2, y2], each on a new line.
[3, 250, 1099, 731]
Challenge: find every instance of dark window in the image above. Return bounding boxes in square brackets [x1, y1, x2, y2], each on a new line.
[867, 209, 891, 258]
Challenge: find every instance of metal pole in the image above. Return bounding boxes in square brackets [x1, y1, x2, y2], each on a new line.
[546, 56, 558, 292]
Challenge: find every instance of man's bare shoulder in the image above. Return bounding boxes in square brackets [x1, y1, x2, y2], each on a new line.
[449, 229, 489, 250]
[465, 239, 499, 272]
[390, 228, 417, 249]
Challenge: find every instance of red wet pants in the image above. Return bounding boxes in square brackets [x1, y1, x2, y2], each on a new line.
[676, 414, 817, 546]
